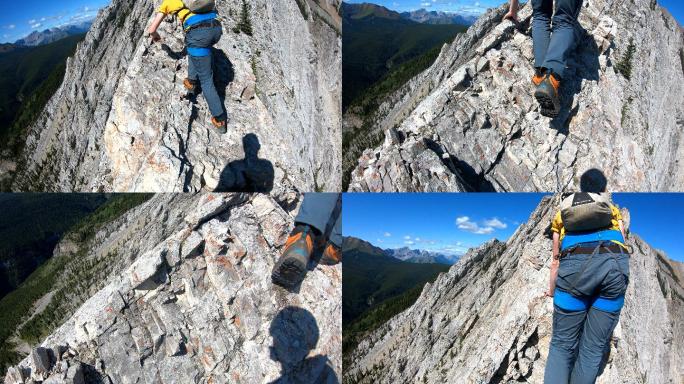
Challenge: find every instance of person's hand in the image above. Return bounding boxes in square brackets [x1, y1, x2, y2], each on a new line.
[503, 10, 518, 23]
[149, 31, 161, 43]
[545, 290, 554, 297]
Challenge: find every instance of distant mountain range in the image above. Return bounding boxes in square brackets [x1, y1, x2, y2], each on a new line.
[400, 9, 479, 26]
[384, 246, 460, 264]
[14, 21, 93, 47]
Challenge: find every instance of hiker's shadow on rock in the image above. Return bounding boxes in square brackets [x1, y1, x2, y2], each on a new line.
[549, 27, 600, 134]
[215, 133, 274, 193]
[268, 306, 339, 384]
[211, 48, 234, 108]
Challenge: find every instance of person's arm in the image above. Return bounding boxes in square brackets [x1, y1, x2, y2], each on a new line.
[618, 219, 626, 240]
[147, 12, 165, 42]
[504, 0, 519, 22]
[547, 232, 560, 297]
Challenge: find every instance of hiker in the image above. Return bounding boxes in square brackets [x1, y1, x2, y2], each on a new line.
[272, 193, 342, 288]
[269, 306, 339, 383]
[147, 0, 228, 132]
[544, 188, 629, 383]
[505, 0, 584, 117]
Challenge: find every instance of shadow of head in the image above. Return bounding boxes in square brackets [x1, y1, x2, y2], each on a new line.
[269, 306, 319, 366]
[579, 168, 607, 192]
[215, 133, 274, 192]
[268, 306, 339, 383]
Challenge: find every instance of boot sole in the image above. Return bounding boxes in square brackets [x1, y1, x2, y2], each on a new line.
[534, 90, 560, 118]
[272, 258, 307, 288]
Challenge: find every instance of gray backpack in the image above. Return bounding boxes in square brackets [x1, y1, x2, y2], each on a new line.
[183, 0, 216, 13]
[560, 192, 613, 232]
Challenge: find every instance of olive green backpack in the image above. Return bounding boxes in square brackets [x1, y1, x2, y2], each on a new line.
[183, 0, 216, 13]
[560, 192, 613, 232]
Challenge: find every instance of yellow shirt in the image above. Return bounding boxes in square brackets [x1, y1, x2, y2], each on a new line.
[159, 0, 195, 23]
[551, 204, 624, 246]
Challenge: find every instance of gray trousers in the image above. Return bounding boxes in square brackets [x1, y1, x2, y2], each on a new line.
[544, 243, 629, 384]
[295, 193, 342, 248]
[185, 26, 225, 118]
[531, 0, 584, 79]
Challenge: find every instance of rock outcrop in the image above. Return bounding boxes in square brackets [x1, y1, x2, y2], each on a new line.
[3, 193, 341, 383]
[10, 0, 341, 192]
[349, 0, 684, 192]
[345, 196, 684, 383]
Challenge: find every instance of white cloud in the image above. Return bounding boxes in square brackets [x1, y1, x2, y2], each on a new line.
[415, 237, 422, 242]
[456, 216, 497, 235]
[384, 232, 392, 237]
[483, 218, 507, 229]
[404, 235, 411, 240]
[405, 240, 415, 245]
[30, 23, 42, 29]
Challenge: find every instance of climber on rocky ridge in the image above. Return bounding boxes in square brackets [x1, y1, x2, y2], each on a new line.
[272, 193, 342, 289]
[544, 172, 630, 383]
[147, 0, 228, 132]
[505, 0, 584, 118]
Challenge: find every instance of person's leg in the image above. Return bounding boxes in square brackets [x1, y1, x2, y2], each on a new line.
[542, 0, 583, 79]
[569, 306, 621, 384]
[188, 54, 198, 81]
[531, 0, 553, 70]
[570, 249, 628, 383]
[295, 193, 339, 237]
[272, 193, 340, 288]
[544, 297, 588, 383]
[329, 207, 342, 248]
[186, 27, 225, 119]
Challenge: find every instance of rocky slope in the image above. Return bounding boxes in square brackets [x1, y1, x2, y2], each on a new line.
[349, 0, 684, 192]
[3, 193, 341, 383]
[345, 196, 684, 383]
[8, 0, 341, 192]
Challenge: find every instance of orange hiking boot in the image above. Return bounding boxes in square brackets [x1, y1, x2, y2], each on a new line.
[320, 243, 341, 265]
[531, 68, 545, 86]
[272, 225, 315, 288]
[183, 78, 199, 94]
[534, 72, 561, 118]
[211, 116, 227, 134]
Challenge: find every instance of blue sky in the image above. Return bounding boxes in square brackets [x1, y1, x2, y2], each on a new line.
[344, 0, 684, 24]
[343, 193, 546, 256]
[343, 193, 684, 262]
[0, 0, 111, 43]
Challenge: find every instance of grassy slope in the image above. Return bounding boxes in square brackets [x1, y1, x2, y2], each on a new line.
[0, 194, 153, 374]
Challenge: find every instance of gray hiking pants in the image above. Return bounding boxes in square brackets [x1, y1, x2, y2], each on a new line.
[185, 25, 225, 118]
[531, 0, 584, 78]
[544, 242, 629, 384]
[295, 193, 342, 248]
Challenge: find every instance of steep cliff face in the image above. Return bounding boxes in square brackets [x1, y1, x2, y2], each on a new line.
[345, 196, 684, 383]
[349, 0, 684, 192]
[10, 0, 341, 192]
[3, 193, 341, 383]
